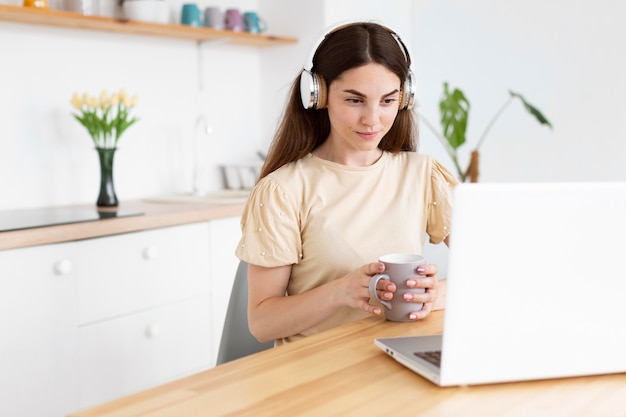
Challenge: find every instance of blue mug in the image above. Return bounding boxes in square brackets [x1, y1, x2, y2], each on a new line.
[243, 11, 267, 34]
[181, 3, 202, 26]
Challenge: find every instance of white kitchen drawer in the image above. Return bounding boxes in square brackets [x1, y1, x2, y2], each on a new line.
[78, 295, 213, 409]
[77, 222, 211, 324]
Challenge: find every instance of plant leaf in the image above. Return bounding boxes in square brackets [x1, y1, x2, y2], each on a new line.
[509, 90, 552, 129]
[439, 82, 470, 150]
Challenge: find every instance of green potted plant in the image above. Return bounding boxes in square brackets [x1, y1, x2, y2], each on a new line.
[420, 82, 552, 182]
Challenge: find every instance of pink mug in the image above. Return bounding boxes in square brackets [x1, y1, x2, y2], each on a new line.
[224, 8, 244, 32]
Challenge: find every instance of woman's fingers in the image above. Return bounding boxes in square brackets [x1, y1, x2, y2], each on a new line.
[417, 263, 438, 278]
[405, 266, 440, 320]
[409, 300, 433, 320]
[403, 287, 436, 304]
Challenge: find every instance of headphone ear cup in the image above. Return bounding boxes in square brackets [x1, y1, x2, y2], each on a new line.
[300, 69, 318, 109]
[399, 70, 416, 110]
[300, 70, 328, 110]
[316, 75, 328, 109]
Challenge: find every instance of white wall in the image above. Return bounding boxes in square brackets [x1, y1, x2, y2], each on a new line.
[257, 0, 322, 152]
[412, 0, 626, 182]
[1, 0, 625, 212]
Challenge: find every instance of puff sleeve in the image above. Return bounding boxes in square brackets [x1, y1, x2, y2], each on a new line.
[426, 159, 458, 244]
[235, 176, 302, 267]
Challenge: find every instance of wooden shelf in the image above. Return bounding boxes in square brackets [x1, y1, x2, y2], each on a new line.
[0, 4, 297, 46]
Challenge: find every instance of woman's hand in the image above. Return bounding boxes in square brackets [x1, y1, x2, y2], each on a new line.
[403, 263, 439, 320]
[249, 261, 395, 342]
[337, 262, 441, 320]
[333, 262, 395, 317]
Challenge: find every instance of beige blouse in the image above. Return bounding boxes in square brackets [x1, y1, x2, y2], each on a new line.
[236, 151, 457, 344]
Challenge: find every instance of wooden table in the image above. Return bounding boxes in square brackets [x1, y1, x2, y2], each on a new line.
[69, 311, 626, 417]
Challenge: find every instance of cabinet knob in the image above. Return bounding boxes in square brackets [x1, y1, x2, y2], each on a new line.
[142, 245, 159, 260]
[145, 324, 161, 338]
[53, 259, 73, 275]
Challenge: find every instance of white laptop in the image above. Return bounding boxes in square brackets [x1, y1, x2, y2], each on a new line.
[375, 182, 626, 386]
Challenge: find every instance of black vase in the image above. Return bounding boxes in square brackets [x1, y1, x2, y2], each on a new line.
[96, 147, 118, 207]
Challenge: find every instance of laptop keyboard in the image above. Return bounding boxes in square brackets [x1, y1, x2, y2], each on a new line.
[414, 350, 442, 368]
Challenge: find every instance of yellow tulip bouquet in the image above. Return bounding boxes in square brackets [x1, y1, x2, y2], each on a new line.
[70, 89, 139, 149]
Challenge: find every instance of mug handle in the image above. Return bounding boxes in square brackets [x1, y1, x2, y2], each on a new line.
[225, 12, 235, 27]
[369, 273, 392, 310]
[258, 17, 268, 33]
[242, 14, 251, 29]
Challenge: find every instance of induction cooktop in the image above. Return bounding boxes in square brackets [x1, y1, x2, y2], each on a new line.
[0, 206, 144, 233]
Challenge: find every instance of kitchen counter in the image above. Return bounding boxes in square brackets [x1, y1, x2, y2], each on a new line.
[0, 199, 245, 251]
[0, 197, 247, 416]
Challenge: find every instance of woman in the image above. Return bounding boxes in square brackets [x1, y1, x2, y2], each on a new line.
[236, 22, 457, 345]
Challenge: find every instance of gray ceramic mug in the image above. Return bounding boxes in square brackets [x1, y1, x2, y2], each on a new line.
[204, 6, 223, 29]
[369, 253, 426, 322]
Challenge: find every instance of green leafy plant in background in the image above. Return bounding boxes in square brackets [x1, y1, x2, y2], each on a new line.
[420, 82, 553, 182]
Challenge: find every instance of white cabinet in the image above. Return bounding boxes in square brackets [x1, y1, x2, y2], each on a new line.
[208, 216, 242, 366]
[75, 222, 213, 409]
[0, 241, 79, 417]
[0, 219, 241, 416]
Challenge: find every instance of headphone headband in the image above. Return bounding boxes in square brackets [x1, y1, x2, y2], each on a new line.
[303, 22, 355, 72]
[300, 21, 416, 110]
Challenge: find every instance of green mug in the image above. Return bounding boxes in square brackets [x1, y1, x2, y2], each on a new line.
[243, 11, 267, 34]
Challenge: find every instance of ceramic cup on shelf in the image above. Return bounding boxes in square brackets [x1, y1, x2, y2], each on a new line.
[123, 0, 168, 23]
[243, 11, 267, 34]
[204, 6, 223, 29]
[368, 253, 427, 322]
[62, 0, 96, 14]
[95, 0, 123, 18]
[180, 3, 202, 26]
[224, 8, 244, 32]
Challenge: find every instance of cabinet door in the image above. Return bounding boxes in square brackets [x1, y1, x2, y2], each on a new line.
[0, 243, 78, 417]
[78, 295, 212, 409]
[76, 222, 211, 325]
[208, 216, 242, 366]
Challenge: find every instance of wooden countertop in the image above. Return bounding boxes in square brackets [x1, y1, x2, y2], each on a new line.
[68, 311, 626, 417]
[0, 199, 245, 251]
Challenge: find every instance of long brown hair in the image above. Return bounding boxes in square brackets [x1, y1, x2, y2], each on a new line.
[259, 22, 418, 180]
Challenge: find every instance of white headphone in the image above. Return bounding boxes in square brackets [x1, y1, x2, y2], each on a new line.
[299, 21, 416, 111]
